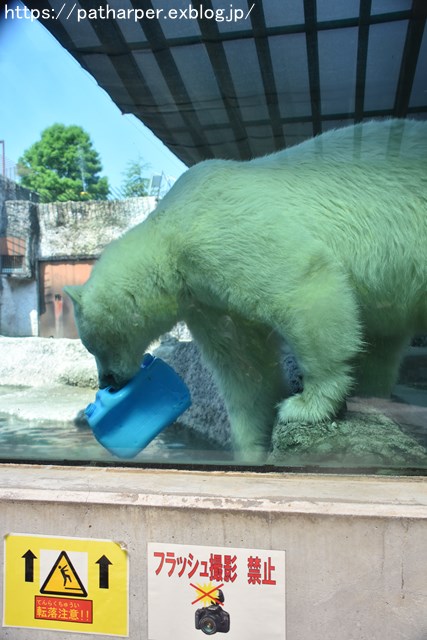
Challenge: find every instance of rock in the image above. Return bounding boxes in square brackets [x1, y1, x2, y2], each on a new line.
[0, 336, 97, 388]
[152, 335, 304, 449]
[153, 336, 232, 448]
[269, 408, 427, 469]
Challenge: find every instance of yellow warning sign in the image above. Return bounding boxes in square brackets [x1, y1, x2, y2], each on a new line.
[3, 533, 128, 636]
[40, 550, 88, 597]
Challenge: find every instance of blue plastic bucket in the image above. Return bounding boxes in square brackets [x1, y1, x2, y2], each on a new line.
[85, 354, 191, 458]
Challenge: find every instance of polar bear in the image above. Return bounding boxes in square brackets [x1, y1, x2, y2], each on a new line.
[65, 119, 427, 461]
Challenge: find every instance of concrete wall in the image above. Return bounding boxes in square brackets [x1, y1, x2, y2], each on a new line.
[0, 466, 426, 640]
[0, 278, 38, 336]
[0, 177, 40, 335]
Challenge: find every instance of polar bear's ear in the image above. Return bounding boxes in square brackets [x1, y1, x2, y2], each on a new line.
[64, 285, 83, 306]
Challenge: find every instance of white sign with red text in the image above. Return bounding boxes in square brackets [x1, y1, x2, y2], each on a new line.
[147, 543, 286, 639]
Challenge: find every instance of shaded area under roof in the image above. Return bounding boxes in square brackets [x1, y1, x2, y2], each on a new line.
[26, 0, 427, 166]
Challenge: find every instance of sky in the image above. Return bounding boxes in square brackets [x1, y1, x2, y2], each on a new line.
[0, 1, 188, 194]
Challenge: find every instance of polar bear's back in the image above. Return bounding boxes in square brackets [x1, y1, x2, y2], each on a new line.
[260, 118, 427, 167]
[156, 119, 426, 328]
[169, 119, 426, 230]
[162, 119, 426, 218]
[153, 120, 426, 267]
[146, 119, 426, 263]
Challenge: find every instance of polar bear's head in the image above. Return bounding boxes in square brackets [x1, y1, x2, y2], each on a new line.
[64, 283, 144, 389]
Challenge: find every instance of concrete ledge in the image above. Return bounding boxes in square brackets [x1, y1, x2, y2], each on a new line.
[0, 464, 426, 519]
[1, 465, 426, 639]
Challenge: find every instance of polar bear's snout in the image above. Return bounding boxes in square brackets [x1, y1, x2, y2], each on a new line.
[97, 362, 134, 390]
[98, 371, 124, 390]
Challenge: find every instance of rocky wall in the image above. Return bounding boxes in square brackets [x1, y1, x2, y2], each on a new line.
[38, 196, 157, 258]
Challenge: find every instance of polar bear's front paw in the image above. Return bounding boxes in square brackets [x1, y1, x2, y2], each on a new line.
[278, 393, 335, 424]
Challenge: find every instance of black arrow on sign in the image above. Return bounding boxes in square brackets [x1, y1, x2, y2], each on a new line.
[22, 550, 37, 582]
[96, 555, 112, 589]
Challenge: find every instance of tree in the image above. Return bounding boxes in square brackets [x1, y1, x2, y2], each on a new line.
[18, 124, 110, 202]
[121, 158, 151, 198]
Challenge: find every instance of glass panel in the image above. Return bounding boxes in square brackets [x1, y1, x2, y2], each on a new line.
[0, 255, 25, 273]
[371, 0, 412, 15]
[171, 44, 225, 127]
[224, 40, 270, 121]
[132, 50, 187, 127]
[263, 0, 305, 28]
[152, 0, 202, 39]
[212, 0, 254, 33]
[53, 2, 101, 48]
[282, 121, 314, 147]
[269, 34, 312, 118]
[317, 0, 360, 21]
[110, 0, 148, 44]
[0, 1, 426, 474]
[318, 28, 358, 115]
[410, 27, 427, 109]
[364, 21, 408, 112]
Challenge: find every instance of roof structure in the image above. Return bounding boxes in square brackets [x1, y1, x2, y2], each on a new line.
[26, 0, 427, 166]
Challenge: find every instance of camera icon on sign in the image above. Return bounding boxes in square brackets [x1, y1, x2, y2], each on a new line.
[195, 589, 230, 635]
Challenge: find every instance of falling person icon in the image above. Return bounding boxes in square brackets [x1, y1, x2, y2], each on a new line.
[58, 564, 72, 587]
